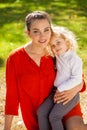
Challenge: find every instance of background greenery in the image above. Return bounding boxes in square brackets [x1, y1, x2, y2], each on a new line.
[0, 0, 87, 78]
[0, 1, 87, 129]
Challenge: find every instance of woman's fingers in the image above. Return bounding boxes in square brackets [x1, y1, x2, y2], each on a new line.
[54, 84, 81, 105]
[54, 91, 67, 103]
[55, 96, 69, 104]
[54, 90, 73, 104]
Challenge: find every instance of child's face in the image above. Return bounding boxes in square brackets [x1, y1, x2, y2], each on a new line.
[28, 19, 51, 48]
[51, 35, 69, 55]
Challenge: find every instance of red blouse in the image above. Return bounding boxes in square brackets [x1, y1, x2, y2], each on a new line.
[5, 47, 86, 130]
[5, 47, 55, 130]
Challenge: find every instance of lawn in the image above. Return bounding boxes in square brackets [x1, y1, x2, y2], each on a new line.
[0, 0, 87, 73]
[0, 0, 87, 129]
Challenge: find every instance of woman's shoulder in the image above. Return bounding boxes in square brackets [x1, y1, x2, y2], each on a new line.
[44, 55, 54, 61]
[7, 46, 24, 61]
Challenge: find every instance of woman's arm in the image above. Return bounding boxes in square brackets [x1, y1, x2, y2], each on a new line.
[54, 82, 83, 105]
[4, 115, 13, 130]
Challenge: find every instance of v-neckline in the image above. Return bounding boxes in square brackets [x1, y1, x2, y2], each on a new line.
[23, 47, 44, 67]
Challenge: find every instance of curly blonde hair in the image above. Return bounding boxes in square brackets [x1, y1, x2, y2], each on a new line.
[50, 26, 78, 51]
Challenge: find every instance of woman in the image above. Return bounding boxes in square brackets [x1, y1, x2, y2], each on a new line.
[4, 11, 86, 130]
[4, 11, 55, 130]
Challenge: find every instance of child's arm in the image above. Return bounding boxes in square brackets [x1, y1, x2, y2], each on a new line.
[58, 56, 82, 92]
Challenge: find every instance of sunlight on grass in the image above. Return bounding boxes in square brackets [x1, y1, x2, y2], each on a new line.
[0, 0, 87, 65]
[0, 0, 87, 70]
[0, 1, 87, 129]
[0, 22, 29, 60]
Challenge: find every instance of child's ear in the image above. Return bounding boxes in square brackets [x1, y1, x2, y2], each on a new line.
[66, 40, 70, 48]
[66, 40, 70, 45]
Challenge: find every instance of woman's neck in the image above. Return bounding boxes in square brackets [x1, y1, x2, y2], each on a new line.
[24, 42, 47, 66]
[24, 42, 46, 56]
[30, 44, 45, 55]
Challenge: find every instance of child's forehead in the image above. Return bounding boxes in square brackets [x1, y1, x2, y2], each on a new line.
[52, 33, 64, 40]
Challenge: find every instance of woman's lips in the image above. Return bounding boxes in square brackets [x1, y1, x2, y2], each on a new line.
[39, 40, 47, 44]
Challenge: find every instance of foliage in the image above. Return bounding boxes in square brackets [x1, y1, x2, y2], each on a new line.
[0, 0, 87, 73]
[0, 1, 87, 129]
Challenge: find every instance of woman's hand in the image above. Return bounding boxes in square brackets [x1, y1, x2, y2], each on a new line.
[4, 115, 13, 130]
[54, 83, 83, 105]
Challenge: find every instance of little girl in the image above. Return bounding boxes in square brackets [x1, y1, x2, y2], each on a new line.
[37, 26, 83, 130]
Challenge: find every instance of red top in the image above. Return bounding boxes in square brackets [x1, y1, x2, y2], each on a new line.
[5, 47, 86, 130]
[5, 47, 55, 130]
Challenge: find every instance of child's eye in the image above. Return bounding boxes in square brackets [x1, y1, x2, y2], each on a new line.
[56, 41, 61, 45]
[57, 42, 60, 44]
[51, 45, 56, 48]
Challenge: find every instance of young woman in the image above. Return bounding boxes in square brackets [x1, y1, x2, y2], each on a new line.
[4, 11, 86, 130]
[4, 11, 55, 130]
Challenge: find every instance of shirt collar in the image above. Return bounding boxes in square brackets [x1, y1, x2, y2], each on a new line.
[56, 49, 73, 59]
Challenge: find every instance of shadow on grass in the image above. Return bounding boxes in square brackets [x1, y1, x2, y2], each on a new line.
[0, 57, 4, 67]
[0, 0, 87, 27]
[0, 0, 87, 69]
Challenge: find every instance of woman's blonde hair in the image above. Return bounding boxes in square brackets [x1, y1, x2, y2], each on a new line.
[50, 26, 78, 51]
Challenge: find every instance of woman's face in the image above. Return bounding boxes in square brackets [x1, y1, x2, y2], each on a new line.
[51, 36, 69, 55]
[28, 19, 51, 48]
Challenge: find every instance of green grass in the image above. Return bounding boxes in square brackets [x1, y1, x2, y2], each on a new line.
[0, 0, 87, 75]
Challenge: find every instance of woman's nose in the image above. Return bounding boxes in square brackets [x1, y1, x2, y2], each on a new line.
[40, 32, 45, 37]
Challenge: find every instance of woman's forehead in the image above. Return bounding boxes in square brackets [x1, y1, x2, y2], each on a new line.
[30, 19, 51, 29]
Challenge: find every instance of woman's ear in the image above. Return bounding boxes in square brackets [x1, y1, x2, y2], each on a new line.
[25, 30, 30, 36]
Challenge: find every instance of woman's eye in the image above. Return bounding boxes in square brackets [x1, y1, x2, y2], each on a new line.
[44, 29, 50, 32]
[33, 30, 39, 33]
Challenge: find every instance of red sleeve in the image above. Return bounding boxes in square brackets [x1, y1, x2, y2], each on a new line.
[80, 80, 86, 92]
[80, 73, 86, 92]
[5, 55, 19, 115]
